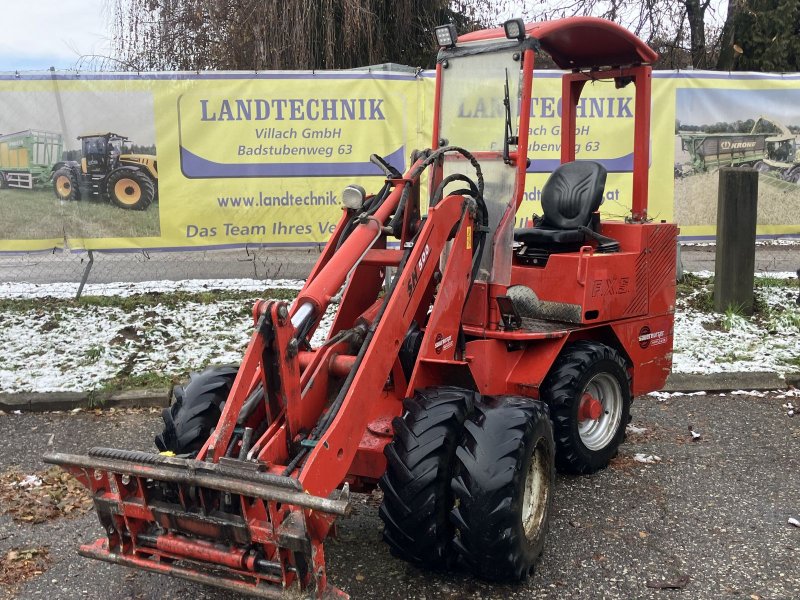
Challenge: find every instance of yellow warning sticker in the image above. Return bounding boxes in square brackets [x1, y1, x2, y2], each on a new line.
[466, 225, 472, 250]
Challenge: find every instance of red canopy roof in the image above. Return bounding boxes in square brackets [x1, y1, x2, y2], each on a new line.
[458, 17, 658, 69]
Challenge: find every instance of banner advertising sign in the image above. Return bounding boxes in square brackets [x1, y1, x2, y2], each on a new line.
[0, 69, 797, 253]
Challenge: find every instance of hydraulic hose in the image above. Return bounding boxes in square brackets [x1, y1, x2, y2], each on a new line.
[388, 146, 485, 238]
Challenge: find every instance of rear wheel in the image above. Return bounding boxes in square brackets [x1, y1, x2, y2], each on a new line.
[450, 397, 554, 581]
[542, 341, 631, 474]
[107, 168, 154, 210]
[53, 167, 80, 201]
[155, 365, 239, 456]
[379, 386, 477, 569]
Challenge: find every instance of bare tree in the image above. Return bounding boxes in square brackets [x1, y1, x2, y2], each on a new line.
[107, 0, 510, 72]
[521, 0, 727, 68]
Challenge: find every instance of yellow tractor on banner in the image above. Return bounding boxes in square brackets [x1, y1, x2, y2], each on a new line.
[52, 133, 158, 210]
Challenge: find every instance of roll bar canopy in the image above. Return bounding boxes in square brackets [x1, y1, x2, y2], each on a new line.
[458, 17, 658, 69]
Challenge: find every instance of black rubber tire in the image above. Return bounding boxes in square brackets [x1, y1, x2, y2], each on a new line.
[107, 168, 154, 210]
[155, 365, 239, 456]
[378, 386, 477, 569]
[541, 341, 631, 475]
[450, 396, 555, 582]
[53, 167, 80, 201]
[0, 172, 7, 189]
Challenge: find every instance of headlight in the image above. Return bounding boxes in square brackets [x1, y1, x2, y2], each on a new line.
[342, 184, 366, 210]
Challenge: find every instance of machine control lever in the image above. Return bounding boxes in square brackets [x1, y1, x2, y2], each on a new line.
[370, 154, 402, 179]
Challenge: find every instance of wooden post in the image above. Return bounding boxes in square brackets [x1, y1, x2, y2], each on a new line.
[713, 167, 758, 314]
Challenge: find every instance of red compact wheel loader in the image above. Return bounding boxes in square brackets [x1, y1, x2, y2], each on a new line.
[46, 17, 677, 599]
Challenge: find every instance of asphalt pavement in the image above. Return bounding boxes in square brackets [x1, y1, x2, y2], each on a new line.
[1, 392, 798, 599]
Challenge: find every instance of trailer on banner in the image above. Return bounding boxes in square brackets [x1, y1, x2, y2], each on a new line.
[0, 130, 63, 189]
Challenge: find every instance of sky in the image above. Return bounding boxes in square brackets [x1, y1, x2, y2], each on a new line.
[677, 88, 800, 127]
[0, 0, 111, 72]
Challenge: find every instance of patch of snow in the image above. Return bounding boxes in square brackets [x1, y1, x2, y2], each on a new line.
[0, 273, 797, 394]
[0, 278, 305, 300]
[13, 475, 42, 488]
[672, 283, 800, 376]
[633, 453, 661, 464]
[647, 391, 706, 400]
[626, 424, 648, 435]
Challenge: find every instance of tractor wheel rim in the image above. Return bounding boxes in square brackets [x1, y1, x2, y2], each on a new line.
[521, 437, 550, 540]
[577, 372, 623, 451]
[56, 175, 72, 196]
[115, 178, 142, 205]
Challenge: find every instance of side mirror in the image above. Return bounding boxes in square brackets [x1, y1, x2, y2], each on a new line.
[342, 184, 366, 210]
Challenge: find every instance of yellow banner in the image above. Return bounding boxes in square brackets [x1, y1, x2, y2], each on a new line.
[0, 69, 798, 252]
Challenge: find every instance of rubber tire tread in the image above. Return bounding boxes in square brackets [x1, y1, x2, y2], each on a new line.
[53, 167, 80, 201]
[107, 168, 154, 210]
[155, 365, 239, 456]
[450, 396, 555, 582]
[541, 341, 632, 475]
[378, 386, 477, 569]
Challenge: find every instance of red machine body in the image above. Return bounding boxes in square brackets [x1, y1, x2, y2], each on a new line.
[46, 17, 676, 599]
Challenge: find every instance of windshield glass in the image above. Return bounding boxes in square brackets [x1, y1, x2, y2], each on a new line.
[437, 46, 522, 285]
[438, 48, 520, 151]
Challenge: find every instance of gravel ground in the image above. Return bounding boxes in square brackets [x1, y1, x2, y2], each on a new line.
[1, 392, 798, 599]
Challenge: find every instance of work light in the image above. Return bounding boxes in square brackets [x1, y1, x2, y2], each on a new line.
[434, 24, 457, 48]
[342, 184, 366, 210]
[504, 18, 526, 41]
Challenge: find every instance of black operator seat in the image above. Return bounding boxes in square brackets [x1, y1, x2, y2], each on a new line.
[514, 160, 619, 254]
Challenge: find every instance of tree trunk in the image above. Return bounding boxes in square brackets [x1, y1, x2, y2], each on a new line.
[715, 0, 740, 70]
[685, 0, 708, 68]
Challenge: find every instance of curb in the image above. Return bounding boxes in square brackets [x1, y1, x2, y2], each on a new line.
[661, 371, 798, 393]
[0, 387, 171, 413]
[1, 372, 798, 413]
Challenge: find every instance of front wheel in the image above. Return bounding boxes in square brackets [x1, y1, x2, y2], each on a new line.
[155, 365, 239, 456]
[107, 168, 154, 210]
[450, 397, 554, 581]
[542, 341, 631, 474]
[53, 167, 80, 201]
[379, 386, 477, 569]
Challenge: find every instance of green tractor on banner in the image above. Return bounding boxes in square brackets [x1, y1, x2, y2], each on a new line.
[52, 133, 158, 210]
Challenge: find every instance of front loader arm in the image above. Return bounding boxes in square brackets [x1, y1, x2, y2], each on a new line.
[299, 192, 476, 497]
